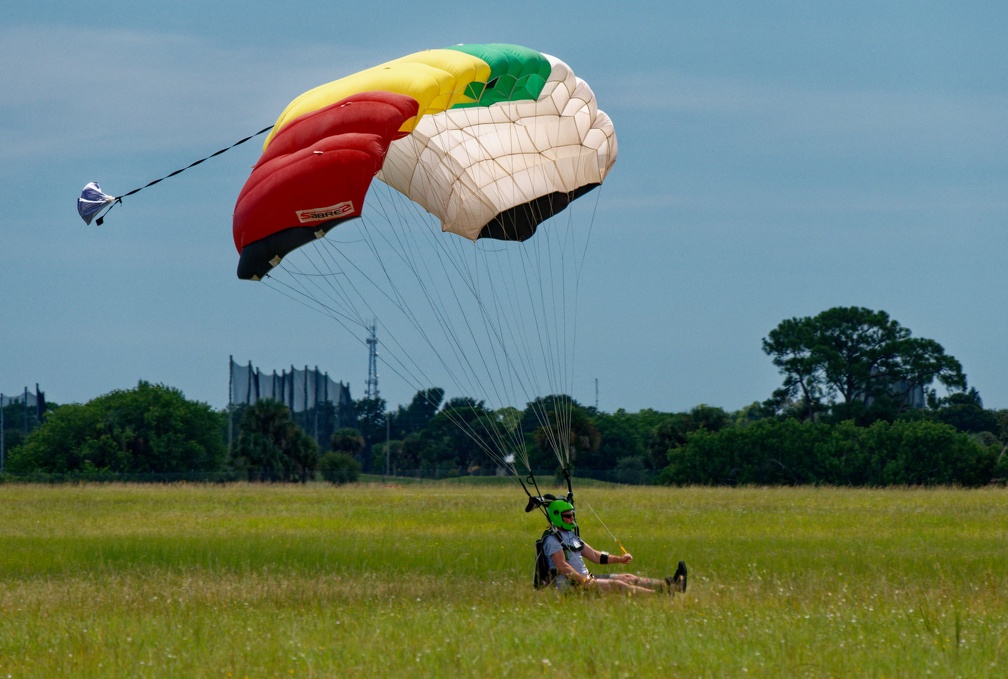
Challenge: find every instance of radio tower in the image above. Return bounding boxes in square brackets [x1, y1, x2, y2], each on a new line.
[365, 321, 380, 400]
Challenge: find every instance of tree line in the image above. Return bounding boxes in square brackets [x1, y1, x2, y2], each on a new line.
[4, 307, 1007, 486]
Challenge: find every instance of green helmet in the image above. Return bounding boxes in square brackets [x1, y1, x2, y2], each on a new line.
[547, 499, 576, 530]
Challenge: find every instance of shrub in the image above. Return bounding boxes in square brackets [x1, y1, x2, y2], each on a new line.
[7, 382, 225, 476]
[319, 451, 361, 485]
[659, 417, 996, 487]
[614, 456, 649, 485]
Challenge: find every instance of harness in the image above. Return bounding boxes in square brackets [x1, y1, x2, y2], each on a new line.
[533, 525, 584, 589]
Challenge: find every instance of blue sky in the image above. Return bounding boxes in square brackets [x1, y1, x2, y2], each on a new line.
[3, 1, 1006, 414]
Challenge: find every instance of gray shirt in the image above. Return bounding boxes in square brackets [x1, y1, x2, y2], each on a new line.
[542, 528, 588, 590]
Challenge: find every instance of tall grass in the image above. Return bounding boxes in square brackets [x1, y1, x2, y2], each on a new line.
[1, 483, 1005, 677]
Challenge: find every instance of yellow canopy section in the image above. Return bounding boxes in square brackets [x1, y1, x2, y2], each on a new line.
[264, 49, 491, 149]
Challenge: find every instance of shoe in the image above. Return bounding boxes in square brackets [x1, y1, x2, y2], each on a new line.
[672, 560, 687, 592]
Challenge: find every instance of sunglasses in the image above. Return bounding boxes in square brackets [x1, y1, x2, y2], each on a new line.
[561, 512, 575, 520]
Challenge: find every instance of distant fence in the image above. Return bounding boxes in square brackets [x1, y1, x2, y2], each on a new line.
[229, 357, 349, 414]
[228, 357, 353, 450]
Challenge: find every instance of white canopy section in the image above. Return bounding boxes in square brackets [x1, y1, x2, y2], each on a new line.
[377, 55, 618, 241]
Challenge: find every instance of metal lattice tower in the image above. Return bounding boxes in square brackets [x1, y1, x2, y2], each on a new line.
[365, 321, 379, 400]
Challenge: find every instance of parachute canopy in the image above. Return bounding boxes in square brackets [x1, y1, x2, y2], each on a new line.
[233, 43, 617, 280]
[77, 182, 116, 225]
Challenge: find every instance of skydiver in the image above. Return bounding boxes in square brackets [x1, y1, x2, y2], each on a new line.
[539, 499, 687, 594]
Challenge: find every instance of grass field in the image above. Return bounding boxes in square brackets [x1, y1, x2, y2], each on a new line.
[1, 482, 1005, 677]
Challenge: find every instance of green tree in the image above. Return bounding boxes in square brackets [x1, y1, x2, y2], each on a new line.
[522, 395, 599, 473]
[647, 416, 687, 469]
[733, 401, 772, 428]
[291, 401, 344, 452]
[644, 405, 728, 470]
[615, 455, 649, 484]
[1, 396, 49, 452]
[931, 388, 999, 434]
[319, 451, 361, 484]
[331, 427, 365, 456]
[421, 397, 502, 475]
[762, 316, 825, 421]
[763, 307, 967, 423]
[371, 439, 406, 475]
[7, 402, 111, 474]
[593, 411, 646, 471]
[233, 399, 318, 482]
[328, 426, 366, 481]
[389, 388, 444, 439]
[659, 417, 994, 487]
[688, 404, 730, 432]
[495, 406, 522, 434]
[7, 382, 225, 476]
[353, 396, 387, 469]
[994, 410, 1008, 442]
